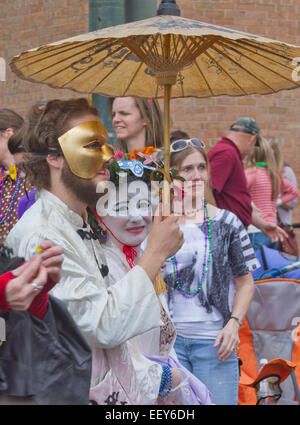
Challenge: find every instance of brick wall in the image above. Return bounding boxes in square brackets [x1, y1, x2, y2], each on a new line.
[1, 0, 300, 237]
[171, 0, 300, 238]
[0, 0, 89, 116]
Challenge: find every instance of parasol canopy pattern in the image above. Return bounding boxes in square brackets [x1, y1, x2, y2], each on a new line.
[10, 14, 300, 100]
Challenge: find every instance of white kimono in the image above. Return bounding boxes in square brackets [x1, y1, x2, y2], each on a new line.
[102, 238, 177, 356]
[6, 190, 163, 404]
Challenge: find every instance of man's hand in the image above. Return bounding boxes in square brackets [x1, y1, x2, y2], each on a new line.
[147, 204, 184, 261]
[138, 204, 184, 282]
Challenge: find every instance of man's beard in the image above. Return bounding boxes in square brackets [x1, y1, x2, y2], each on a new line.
[61, 160, 98, 206]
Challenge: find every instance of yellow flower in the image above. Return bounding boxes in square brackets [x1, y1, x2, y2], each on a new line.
[35, 245, 43, 255]
[8, 164, 17, 180]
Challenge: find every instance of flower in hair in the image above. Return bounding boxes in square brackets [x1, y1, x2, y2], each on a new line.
[108, 149, 184, 186]
[128, 146, 157, 160]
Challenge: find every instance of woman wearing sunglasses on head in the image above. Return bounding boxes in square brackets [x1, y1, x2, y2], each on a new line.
[161, 138, 257, 405]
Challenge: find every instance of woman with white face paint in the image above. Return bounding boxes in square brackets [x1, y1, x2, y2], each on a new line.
[88, 157, 212, 406]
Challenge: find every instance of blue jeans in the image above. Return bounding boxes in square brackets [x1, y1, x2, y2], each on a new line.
[249, 232, 278, 252]
[174, 335, 239, 405]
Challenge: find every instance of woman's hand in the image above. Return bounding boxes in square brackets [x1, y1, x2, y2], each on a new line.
[213, 319, 240, 361]
[6, 255, 48, 310]
[214, 272, 254, 361]
[38, 240, 64, 284]
[6, 241, 64, 311]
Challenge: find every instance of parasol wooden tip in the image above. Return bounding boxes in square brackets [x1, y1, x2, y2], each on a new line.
[157, 0, 181, 16]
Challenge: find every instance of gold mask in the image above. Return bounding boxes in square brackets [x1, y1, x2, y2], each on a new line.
[58, 120, 114, 179]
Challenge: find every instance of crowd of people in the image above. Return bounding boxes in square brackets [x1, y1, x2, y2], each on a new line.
[0, 96, 299, 405]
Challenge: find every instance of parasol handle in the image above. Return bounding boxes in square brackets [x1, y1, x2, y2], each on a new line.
[163, 83, 171, 177]
[160, 31, 175, 216]
[162, 83, 172, 214]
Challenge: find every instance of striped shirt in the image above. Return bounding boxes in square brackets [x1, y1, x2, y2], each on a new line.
[245, 167, 299, 224]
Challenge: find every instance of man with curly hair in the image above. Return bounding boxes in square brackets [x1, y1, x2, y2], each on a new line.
[5, 98, 184, 404]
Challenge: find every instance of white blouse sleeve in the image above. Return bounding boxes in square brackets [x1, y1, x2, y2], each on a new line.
[6, 230, 162, 350]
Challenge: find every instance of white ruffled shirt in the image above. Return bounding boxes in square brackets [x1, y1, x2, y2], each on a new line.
[6, 190, 163, 404]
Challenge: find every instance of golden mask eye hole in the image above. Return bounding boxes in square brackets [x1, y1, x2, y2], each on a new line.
[84, 141, 102, 150]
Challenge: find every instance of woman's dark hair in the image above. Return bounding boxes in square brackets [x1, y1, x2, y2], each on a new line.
[8, 128, 25, 154]
[170, 130, 190, 143]
[22, 98, 99, 190]
[0, 108, 24, 132]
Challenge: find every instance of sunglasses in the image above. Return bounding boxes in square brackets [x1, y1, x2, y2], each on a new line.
[170, 138, 205, 153]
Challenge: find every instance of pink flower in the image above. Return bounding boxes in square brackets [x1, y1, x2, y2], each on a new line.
[113, 152, 124, 160]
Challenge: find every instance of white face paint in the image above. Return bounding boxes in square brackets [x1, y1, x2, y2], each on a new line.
[101, 183, 152, 247]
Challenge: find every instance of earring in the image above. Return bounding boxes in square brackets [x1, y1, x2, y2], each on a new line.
[97, 226, 108, 242]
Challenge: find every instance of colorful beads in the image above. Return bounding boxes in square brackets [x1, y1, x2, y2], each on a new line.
[171, 199, 211, 298]
[159, 365, 173, 398]
[0, 167, 22, 224]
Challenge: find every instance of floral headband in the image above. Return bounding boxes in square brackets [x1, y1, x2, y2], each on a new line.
[109, 147, 184, 187]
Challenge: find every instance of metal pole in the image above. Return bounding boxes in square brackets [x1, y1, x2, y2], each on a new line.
[89, 1, 126, 144]
[125, 0, 157, 23]
[89, 1, 158, 145]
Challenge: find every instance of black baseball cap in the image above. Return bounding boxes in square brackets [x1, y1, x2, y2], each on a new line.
[230, 117, 261, 146]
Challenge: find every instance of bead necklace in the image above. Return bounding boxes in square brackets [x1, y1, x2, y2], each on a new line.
[0, 167, 5, 187]
[173, 207, 203, 216]
[171, 199, 211, 298]
[158, 365, 173, 398]
[0, 167, 22, 224]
